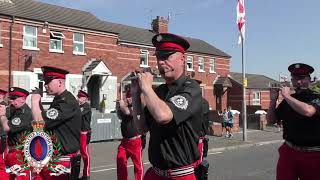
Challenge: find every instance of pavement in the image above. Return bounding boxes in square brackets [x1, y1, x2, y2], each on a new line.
[207, 125, 283, 153]
[88, 125, 284, 170]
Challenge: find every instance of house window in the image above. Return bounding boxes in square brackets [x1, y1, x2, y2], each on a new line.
[187, 56, 193, 71]
[198, 57, 205, 72]
[49, 31, 65, 53]
[73, 33, 85, 54]
[23, 25, 38, 49]
[209, 58, 215, 73]
[140, 49, 149, 67]
[252, 91, 261, 105]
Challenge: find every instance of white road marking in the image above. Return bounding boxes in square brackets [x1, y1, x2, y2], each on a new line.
[91, 162, 151, 173]
[91, 164, 116, 170]
[91, 152, 224, 173]
[208, 151, 223, 155]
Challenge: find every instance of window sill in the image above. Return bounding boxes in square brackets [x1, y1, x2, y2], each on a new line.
[198, 70, 205, 73]
[209, 71, 216, 74]
[187, 69, 194, 72]
[73, 51, 87, 56]
[0, 44, 3, 48]
[139, 65, 150, 68]
[23, 46, 40, 51]
[49, 49, 64, 54]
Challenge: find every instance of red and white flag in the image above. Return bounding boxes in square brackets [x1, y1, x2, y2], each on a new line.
[237, 0, 245, 44]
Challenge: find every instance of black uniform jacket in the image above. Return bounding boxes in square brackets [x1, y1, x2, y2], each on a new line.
[7, 104, 33, 147]
[145, 75, 202, 170]
[276, 89, 320, 146]
[42, 90, 81, 155]
[80, 102, 92, 131]
[118, 112, 141, 139]
[200, 98, 210, 137]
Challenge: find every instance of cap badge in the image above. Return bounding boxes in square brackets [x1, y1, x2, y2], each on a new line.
[295, 64, 300, 68]
[10, 88, 14, 92]
[156, 35, 163, 42]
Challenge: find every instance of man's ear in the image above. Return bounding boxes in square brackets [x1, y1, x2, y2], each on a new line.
[178, 53, 185, 64]
[59, 79, 65, 85]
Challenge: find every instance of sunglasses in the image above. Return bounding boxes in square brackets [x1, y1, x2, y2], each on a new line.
[155, 51, 176, 60]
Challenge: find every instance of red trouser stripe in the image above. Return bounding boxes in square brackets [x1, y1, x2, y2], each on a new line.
[195, 137, 204, 167]
[80, 132, 90, 177]
[117, 137, 143, 180]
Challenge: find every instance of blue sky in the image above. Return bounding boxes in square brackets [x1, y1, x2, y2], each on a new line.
[38, 0, 320, 80]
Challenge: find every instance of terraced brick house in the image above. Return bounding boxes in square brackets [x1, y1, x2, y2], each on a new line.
[0, 0, 231, 114]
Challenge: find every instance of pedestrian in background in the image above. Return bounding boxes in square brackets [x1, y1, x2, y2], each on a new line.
[117, 85, 144, 180]
[77, 90, 92, 180]
[268, 63, 320, 180]
[218, 109, 228, 137]
[225, 106, 234, 138]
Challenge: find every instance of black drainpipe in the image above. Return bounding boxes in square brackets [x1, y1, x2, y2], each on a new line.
[8, 16, 14, 89]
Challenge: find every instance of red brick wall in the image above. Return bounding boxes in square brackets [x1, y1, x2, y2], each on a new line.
[228, 79, 272, 113]
[228, 80, 243, 111]
[0, 17, 231, 106]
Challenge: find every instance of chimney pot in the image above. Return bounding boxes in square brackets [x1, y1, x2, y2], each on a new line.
[151, 16, 168, 34]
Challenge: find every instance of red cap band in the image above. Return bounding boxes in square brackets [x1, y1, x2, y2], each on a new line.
[291, 69, 309, 76]
[78, 92, 87, 98]
[9, 91, 27, 97]
[157, 42, 185, 53]
[44, 72, 66, 79]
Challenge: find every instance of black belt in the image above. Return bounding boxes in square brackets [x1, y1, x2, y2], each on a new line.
[285, 141, 320, 152]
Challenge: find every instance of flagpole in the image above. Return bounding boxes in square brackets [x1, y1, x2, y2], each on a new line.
[241, 35, 247, 142]
[237, 0, 247, 141]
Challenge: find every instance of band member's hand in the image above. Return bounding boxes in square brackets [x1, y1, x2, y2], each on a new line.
[119, 99, 128, 108]
[0, 105, 6, 116]
[31, 87, 42, 96]
[281, 86, 292, 98]
[137, 71, 154, 93]
[31, 93, 42, 103]
[270, 88, 280, 101]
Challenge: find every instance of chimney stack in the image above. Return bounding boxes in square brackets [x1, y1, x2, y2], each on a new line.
[151, 16, 168, 34]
